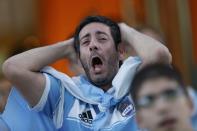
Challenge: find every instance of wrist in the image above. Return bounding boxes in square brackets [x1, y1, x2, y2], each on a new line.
[58, 39, 75, 58]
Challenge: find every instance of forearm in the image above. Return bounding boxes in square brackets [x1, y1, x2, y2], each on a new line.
[2, 38, 74, 106]
[3, 39, 73, 72]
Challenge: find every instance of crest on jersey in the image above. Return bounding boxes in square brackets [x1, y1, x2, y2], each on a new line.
[117, 97, 135, 117]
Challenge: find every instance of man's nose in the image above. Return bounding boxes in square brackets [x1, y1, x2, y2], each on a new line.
[89, 39, 98, 51]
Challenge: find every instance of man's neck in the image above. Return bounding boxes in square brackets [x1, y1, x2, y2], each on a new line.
[100, 84, 112, 92]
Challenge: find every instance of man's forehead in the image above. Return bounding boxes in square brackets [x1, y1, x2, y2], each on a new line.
[79, 22, 111, 39]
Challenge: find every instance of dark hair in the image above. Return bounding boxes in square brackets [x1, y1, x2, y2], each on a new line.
[130, 64, 188, 106]
[74, 15, 121, 54]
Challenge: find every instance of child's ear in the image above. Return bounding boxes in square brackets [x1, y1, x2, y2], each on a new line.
[136, 112, 146, 129]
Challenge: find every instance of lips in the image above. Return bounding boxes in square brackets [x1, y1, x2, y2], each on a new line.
[158, 118, 177, 128]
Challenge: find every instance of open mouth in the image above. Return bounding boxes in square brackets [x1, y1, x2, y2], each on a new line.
[92, 56, 103, 67]
[91, 56, 103, 72]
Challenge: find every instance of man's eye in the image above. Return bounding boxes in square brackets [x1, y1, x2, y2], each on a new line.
[98, 38, 107, 42]
[100, 37, 106, 40]
[81, 41, 89, 46]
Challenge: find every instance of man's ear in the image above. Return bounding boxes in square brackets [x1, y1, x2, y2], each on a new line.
[118, 43, 125, 61]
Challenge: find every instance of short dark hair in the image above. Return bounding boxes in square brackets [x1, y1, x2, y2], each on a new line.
[74, 15, 121, 54]
[130, 64, 188, 107]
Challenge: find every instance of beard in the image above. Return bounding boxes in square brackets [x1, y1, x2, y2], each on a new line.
[80, 53, 119, 88]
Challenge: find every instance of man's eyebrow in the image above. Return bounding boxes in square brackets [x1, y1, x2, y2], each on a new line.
[80, 33, 90, 42]
[96, 31, 108, 36]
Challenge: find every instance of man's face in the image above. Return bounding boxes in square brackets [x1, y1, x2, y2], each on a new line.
[78, 23, 122, 89]
[136, 77, 193, 131]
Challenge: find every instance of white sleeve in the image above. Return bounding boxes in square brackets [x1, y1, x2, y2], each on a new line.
[31, 73, 51, 111]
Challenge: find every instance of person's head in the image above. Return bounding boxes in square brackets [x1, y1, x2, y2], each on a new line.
[130, 64, 193, 131]
[74, 16, 124, 90]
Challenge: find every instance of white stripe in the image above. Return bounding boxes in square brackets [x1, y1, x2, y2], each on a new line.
[31, 73, 50, 111]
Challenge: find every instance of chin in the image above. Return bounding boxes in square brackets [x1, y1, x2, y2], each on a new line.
[91, 76, 110, 86]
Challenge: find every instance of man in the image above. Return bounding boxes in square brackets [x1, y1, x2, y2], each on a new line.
[130, 64, 194, 131]
[2, 16, 171, 130]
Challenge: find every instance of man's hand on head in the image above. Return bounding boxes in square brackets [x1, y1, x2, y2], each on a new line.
[59, 38, 75, 58]
[119, 23, 172, 69]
